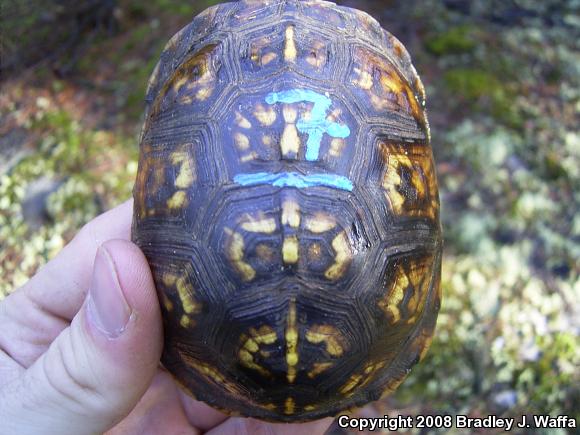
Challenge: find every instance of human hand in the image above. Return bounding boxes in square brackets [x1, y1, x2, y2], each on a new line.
[0, 200, 333, 435]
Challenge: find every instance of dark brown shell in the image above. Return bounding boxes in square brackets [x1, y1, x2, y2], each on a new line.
[132, 0, 442, 422]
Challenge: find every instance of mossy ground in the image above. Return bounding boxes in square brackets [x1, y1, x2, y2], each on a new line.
[1, 0, 578, 430]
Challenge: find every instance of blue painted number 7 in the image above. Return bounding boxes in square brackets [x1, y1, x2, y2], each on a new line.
[265, 89, 351, 161]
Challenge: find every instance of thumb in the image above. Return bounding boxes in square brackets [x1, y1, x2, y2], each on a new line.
[1, 240, 163, 435]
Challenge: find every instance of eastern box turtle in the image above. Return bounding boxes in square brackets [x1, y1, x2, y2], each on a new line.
[132, 0, 442, 422]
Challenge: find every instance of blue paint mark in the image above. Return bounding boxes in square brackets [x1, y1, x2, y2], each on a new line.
[266, 89, 351, 161]
[234, 172, 353, 191]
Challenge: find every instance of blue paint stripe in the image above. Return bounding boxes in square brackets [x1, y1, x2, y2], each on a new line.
[266, 89, 351, 161]
[234, 172, 353, 192]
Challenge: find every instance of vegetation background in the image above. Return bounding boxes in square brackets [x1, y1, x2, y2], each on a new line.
[1, 0, 578, 433]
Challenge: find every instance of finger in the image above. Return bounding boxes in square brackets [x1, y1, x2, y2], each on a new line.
[0, 348, 24, 389]
[0, 240, 163, 435]
[178, 391, 229, 430]
[206, 417, 334, 435]
[107, 371, 199, 435]
[0, 200, 133, 367]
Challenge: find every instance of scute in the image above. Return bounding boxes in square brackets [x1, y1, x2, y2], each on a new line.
[132, 0, 442, 422]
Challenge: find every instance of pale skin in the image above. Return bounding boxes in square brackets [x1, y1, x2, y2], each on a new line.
[0, 200, 333, 435]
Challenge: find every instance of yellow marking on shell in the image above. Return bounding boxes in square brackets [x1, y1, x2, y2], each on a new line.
[224, 228, 256, 281]
[379, 142, 439, 219]
[235, 111, 252, 129]
[234, 132, 250, 151]
[327, 108, 342, 122]
[415, 76, 427, 103]
[185, 358, 227, 386]
[180, 315, 194, 328]
[281, 105, 300, 156]
[281, 125, 300, 156]
[307, 362, 334, 379]
[284, 397, 296, 415]
[304, 405, 316, 412]
[173, 75, 188, 94]
[254, 104, 277, 126]
[380, 72, 405, 94]
[329, 138, 346, 157]
[306, 40, 326, 68]
[282, 200, 300, 228]
[282, 236, 299, 264]
[240, 152, 258, 162]
[405, 87, 422, 122]
[283, 105, 298, 123]
[408, 257, 435, 323]
[239, 349, 270, 377]
[253, 326, 277, 344]
[340, 361, 387, 397]
[250, 46, 260, 64]
[172, 151, 196, 189]
[240, 213, 276, 233]
[262, 403, 277, 411]
[324, 232, 352, 280]
[238, 325, 277, 376]
[369, 92, 397, 112]
[179, 95, 193, 105]
[308, 243, 322, 261]
[305, 324, 345, 357]
[162, 273, 178, 287]
[262, 135, 274, 146]
[364, 360, 387, 375]
[172, 276, 200, 329]
[195, 363, 226, 386]
[261, 52, 278, 65]
[340, 374, 362, 395]
[285, 299, 299, 383]
[284, 26, 297, 62]
[167, 190, 188, 209]
[382, 157, 405, 214]
[305, 213, 336, 233]
[353, 67, 374, 90]
[160, 293, 174, 312]
[378, 267, 408, 323]
[419, 332, 435, 361]
[176, 276, 201, 315]
[195, 85, 214, 101]
[243, 338, 259, 353]
[256, 243, 274, 262]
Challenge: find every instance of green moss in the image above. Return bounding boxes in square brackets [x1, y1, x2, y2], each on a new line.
[444, 68, 502, 101]
[425, 25, 477, 55]
[444, 68, 523, 128]
[123, 0, 221, 17]
[124, 54, 162, 119]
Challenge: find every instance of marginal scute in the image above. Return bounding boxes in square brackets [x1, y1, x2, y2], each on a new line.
[378, 255, 436, 325]
[379, 142, 439, 219]
[339, 360, 387, 397]
[348, 46, 425, 127]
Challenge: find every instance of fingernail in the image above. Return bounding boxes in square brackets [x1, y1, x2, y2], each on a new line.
[87, 246, 132, 338]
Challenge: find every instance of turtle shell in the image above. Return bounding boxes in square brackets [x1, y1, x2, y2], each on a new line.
[132, 0, 442, 422]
